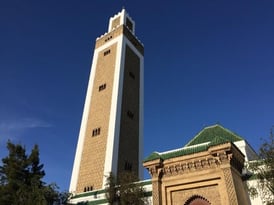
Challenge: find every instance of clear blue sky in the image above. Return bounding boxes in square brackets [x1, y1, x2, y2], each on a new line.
[1, 1, 273, 191]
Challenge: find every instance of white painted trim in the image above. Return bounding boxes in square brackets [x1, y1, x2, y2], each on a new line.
[234, 140, 258, 161]
[69, 192, 107, 205]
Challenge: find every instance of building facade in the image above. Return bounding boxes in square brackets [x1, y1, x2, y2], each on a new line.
[69, 10, 264, 205]
[69, 9, 144, 195]
[143, 124, 257, 205]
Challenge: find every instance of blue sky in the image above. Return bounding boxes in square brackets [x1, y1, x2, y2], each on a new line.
[0, 1, 273, 191]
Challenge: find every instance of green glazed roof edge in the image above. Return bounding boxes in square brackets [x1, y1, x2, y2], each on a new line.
[185, 124, 243, 147]
[87, 199, 108, 205]
[71, 180, 152, 200]
[143, 152, 160, 162]
[69, 199, 108, 205]
[144, 135, 232, 163]
[161, 144, 209, 160]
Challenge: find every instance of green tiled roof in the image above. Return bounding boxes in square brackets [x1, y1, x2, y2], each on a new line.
[209, 135, 230, 146]
[143, 152, 161, 162]
[160, 144, 209, 160]
[185, 124, 243, 147]
[143, 125, 243, 163]
[143, 135, 231, 162]
[71, 180, 152, 204]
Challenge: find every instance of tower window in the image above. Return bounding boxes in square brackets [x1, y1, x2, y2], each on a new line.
[99, 83, 106, 91]
[105, 35, 112, 42]
[84, 186, 93, 192]
[127, 110, 134, 119]
[124, 161, 132, 171]
[104, 49, 111, 56]
[92, 128, 101, 137]
[129, 71, 135, 79]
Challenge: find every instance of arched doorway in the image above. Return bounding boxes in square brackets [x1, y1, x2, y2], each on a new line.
[184, 195, 211, 205]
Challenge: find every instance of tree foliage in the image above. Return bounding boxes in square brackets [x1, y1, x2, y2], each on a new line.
[0, 141, 69, 205]
[105, 171, 148, 205]
[105, 172, 118, 204]
[248, 127, 274, 204]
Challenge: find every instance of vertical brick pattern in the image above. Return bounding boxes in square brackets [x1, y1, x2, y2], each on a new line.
[117, 45, 140, 177]
[222, 167, 238, 205]
[76, 43, 118, 193]
[152, 179, 162, 205]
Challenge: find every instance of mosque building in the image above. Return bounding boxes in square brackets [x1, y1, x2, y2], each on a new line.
[69, 9, 264, 205]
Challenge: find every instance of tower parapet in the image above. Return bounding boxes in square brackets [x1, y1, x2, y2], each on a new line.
[108, 9, 135, 34]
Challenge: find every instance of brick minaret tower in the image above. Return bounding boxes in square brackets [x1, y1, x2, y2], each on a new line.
[69, 9, 144, 194]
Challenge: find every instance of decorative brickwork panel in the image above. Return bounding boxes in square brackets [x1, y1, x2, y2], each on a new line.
[172, 185, 220, 205]
[222, 167, 238, 205]
[76, 43, 118, 193]
[184, 195, 211, 205]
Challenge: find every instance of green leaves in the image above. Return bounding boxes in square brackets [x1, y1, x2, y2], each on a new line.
[0, 141, 68, 205]
[105, 172, 118, 204]
[105, 172, 148, 205]
[247, 127, 274, 204]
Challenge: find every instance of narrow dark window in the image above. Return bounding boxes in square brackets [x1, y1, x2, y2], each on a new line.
[127, 110, 134, 119]
[124, 161, 132, 171]
[84, 187, 87, 192]
[105, 35, 113, 42]
[104, 49, 111, 56]
[99, 83, 106, 91]
[92, 128, 101, 137]
[129, 71, 135, 79]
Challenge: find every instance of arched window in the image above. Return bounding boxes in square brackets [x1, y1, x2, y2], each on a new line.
[184, 195, 211, 205]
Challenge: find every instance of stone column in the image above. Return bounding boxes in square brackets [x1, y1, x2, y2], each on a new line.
[144, 159, 163, 205]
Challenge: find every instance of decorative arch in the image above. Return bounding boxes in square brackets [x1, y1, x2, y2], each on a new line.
[184, 195, 211, 205]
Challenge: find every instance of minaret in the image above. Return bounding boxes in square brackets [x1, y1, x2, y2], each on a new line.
[69, 9, 144, 194]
